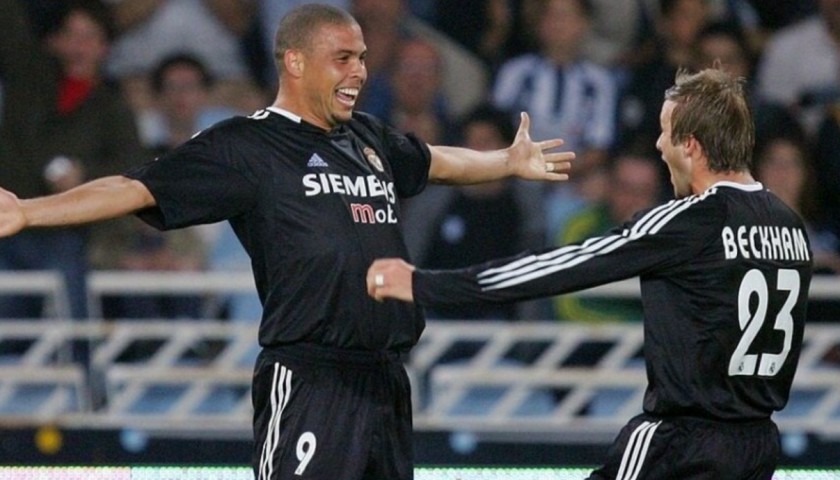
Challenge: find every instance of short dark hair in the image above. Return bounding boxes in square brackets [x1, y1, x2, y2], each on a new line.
[664, 67, 754, 173]
[274, 4, 358, 75]
[50, 0, 117, 42]
[150, 53, 214, 94]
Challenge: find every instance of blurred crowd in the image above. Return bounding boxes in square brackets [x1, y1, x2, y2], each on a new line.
[1, 0, 839, 325]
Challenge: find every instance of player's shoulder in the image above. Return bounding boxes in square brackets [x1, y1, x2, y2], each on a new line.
[670, 187, 729, 216]
[192, 109, 296, 145]
[679, 183, 749, 223]
[350, 111, 387, 131]
[688, 181, 803, 229]
[692, 181, 762, 209]
[190, 113, 253, 137]
[346, 111, 394, 144]
[629, 189, 727, 236]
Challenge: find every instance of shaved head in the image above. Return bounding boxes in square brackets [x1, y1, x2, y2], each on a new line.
[274, 4, 359, 76]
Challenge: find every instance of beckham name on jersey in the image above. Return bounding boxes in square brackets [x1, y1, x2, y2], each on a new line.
[721, 225, 810, 261]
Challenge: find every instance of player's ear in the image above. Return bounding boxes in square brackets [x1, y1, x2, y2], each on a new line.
[684, 135, 707, 164]
[683, 134, 697, 154]
[284, 50, 304, 78]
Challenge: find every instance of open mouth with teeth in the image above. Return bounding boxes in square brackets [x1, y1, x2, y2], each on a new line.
[336, 87, 359, 107]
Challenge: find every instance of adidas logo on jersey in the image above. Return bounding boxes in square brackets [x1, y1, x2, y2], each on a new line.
[307, 153, 329, 168]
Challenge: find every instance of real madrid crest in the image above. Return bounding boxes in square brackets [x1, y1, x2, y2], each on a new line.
[363, 147, 384, 172]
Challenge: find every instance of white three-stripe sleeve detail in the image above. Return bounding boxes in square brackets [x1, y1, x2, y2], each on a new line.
[629, 199, 682, 235]
[478, 234, 624, 287]
[647, 197, 702, 234]
[480, 235, 630, 290]
[477, 194, 708, 291]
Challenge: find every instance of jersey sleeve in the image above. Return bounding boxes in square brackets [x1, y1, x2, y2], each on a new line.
[352, 112, 431, 198]
[414, 195, 723, 307]
[124, 123, 259, 230]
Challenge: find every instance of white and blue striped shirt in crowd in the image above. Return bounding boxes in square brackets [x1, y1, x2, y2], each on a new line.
[492, 54, 619, 152]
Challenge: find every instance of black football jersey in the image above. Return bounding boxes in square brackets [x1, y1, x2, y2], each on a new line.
[125, 108, 430, 351]
[414, 182, 814, 420]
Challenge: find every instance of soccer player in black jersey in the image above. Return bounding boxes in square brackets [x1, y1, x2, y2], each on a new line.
[368, 66, 813, 479]
[0, 4, 574, 479]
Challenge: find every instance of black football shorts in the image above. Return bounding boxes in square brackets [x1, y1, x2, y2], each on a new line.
[587, 413, 780, 480]
[251, 343, 413, 480]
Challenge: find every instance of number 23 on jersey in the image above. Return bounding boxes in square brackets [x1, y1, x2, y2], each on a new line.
[729, 268, 800, 377]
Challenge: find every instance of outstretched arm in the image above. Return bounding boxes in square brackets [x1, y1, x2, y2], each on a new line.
[368, 199, 720, 308]
[0, 176, 156, 237]
[427, 112, 574, 184]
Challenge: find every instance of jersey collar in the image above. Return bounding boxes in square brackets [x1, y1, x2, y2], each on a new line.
[710, 180, 764, 192]
[266, 106, 302, 123]
[264, 106, 348, 135]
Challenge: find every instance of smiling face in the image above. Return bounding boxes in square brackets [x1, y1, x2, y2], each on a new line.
[656, 100, 693, 199]
[294, 22, 367, 129]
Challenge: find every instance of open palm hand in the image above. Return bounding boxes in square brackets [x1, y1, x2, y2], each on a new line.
[508, 112, 575, 181]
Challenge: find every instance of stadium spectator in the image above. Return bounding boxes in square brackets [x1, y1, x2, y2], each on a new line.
[0, 0, 144, 319]
[90, 53, 252, 319]
[105, 0, 254, 83]
[618, 0, 712, 160]
[432, 0, 514, 72]
[350, 0, 489, 118]
[755, 0, 840, 135]
[376, 37, 455, 144]
[493, 0, 617, 167]
[756, 136, 840, 275]
[811, 100, 840, 245]
[492, 0, 619, 244]
[806, 109, 840, 354]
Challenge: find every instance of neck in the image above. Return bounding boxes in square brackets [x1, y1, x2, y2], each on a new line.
[272, 92, 298, 117]
[545, 46, 576, 66]
[272, 92, 336, 131]
[693, 170, 755, 195]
